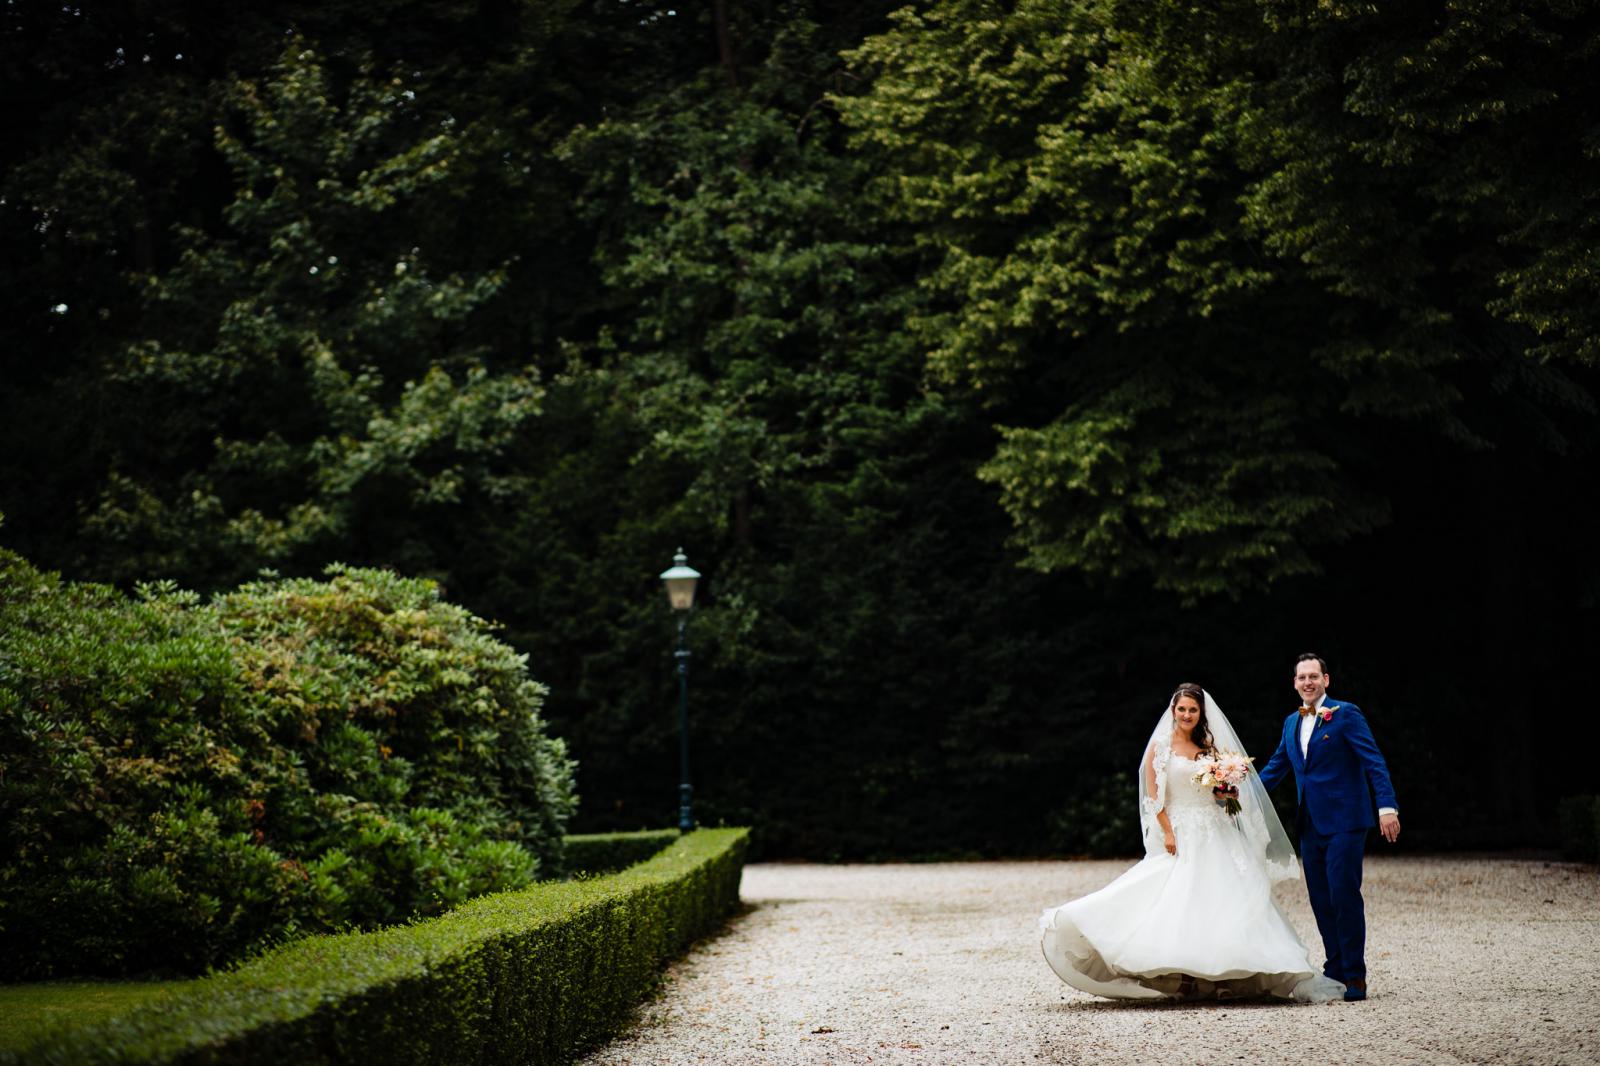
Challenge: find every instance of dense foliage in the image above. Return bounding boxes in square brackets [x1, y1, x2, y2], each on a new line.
[1559, 796, 1600, 864]
[840, 0, 1600, 595]
[0, 550, 575, 977]
[2, 0, 1597, 862]
[8, 829, 748, 1066]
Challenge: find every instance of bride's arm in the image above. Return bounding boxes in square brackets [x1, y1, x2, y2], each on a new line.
[1145, 744, 1176, 855]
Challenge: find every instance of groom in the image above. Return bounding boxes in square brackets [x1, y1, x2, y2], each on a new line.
[1258, 652, 1399, 1002]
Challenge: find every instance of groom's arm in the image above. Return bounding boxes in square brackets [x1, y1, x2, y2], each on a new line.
[1343, 708, 1397, 810]
[1343, 707, 1400, 840]
[1257, 723, 1291, 793]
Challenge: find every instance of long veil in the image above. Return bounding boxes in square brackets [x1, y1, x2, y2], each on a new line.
[1137, 690, 1299, 883]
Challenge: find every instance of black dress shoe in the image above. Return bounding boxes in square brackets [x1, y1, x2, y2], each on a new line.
[1343, 978, 1367, 1001]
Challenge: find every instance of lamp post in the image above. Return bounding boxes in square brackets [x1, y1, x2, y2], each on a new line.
[659, 548, 701, 832]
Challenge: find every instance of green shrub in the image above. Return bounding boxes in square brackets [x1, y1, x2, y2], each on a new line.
[1557, 795, 1600, 864]
[7, 829, 748, 1066]
[561, 830, 680, 876]
[0, 551, 576, 978]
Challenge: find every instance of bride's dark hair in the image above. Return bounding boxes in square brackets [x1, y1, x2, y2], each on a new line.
[1171, 682, 1214, 752]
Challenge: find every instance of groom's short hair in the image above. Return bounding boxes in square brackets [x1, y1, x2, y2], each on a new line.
[1296, 652, 1328, 675]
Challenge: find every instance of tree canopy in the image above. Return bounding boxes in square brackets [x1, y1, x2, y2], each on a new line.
[840, 0, 1598, 596]
[3, 0, 1597, 858]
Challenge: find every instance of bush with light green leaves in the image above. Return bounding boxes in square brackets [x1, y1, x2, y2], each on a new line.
[0, 549, 575, 978]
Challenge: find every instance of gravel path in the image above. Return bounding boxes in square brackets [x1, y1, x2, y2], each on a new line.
[581, 856, 1599, 1065]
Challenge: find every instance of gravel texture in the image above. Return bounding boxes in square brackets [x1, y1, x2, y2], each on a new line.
[580, 856, 1600, 1065]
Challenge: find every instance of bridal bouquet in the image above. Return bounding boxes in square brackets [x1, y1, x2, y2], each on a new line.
[1192, 750, 1254, 818]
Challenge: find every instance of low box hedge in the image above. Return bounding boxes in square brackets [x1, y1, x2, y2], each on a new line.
[1557, 795, 1600, 864]
[561, 830, 681, 876]
[8, 827, 748, 1066]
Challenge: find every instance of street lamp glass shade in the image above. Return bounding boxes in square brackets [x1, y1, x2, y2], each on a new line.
[659, 549, 701, 611]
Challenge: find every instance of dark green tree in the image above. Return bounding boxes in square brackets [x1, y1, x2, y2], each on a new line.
[443, 8, 1139, 855]
[839, 0, 1599, 598]
[0, 0, 651, 587]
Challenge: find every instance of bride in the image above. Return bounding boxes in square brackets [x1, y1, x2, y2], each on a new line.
[1039, 683, 1343, 1002]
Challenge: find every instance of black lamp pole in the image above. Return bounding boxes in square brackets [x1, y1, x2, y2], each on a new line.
[674, 613, 693, 832]
[659, 549, 701, 833]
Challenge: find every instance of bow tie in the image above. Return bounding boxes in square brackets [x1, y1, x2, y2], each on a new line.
[1298, 705, 1316, 718]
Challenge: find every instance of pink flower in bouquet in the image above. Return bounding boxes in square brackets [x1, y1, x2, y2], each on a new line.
[1196, 749, 1253, 817]
[1214, 752, 1252, 787]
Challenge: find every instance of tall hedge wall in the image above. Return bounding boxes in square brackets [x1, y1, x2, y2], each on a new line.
[7, 828, 749, 1066]
[1558, 795, 1600, 864]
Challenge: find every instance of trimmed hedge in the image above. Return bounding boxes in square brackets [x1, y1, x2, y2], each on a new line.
[8, 828, 748, 1066]
[562, 830, 681, 876]
[1557, 795, 1600, 864]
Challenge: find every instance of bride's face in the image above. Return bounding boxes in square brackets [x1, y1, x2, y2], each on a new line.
[1173, 696, 1201, 737]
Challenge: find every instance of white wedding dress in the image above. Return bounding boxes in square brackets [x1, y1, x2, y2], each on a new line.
[1039, 695, 1343, 1003]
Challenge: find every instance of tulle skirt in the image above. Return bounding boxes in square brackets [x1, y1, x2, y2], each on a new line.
[1039, 814, 1343, 1003]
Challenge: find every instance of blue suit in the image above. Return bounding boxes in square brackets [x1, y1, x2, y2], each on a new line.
[1258, 699, 1396, 984]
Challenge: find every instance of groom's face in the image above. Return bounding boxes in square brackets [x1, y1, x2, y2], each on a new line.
[1294, 662, 1329, 706]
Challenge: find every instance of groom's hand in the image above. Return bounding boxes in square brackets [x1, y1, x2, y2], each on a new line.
[1379, 812, 1400, 843]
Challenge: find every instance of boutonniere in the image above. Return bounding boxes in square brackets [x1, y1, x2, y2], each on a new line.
[1317, 705, 1335, 722]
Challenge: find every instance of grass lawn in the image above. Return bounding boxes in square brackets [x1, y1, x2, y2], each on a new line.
[0, 978, 191, 1055]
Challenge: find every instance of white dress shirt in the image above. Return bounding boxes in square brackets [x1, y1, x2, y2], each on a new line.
[1301, 694, 1397, 817]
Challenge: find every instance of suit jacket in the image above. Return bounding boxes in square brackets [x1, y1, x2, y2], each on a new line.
[1257, 698, 1397, 835]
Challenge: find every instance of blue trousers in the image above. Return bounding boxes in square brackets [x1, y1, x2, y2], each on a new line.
[1298, 818, 1368, 983]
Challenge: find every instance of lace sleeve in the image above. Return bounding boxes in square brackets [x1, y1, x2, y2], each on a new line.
[1138, 735, 1170, 856]
[1141, 743, 1168, 816]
